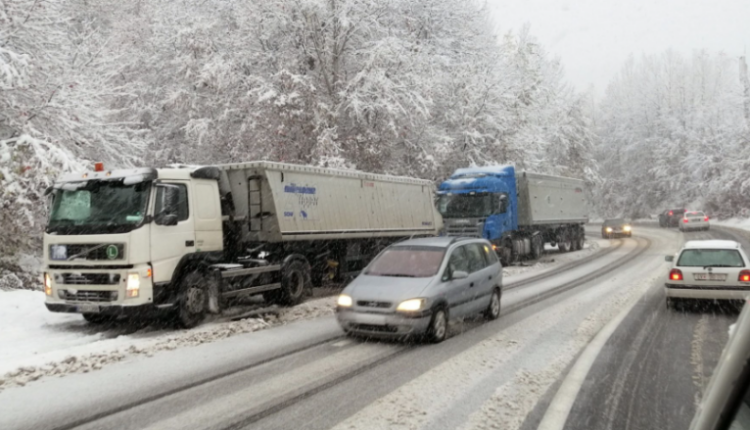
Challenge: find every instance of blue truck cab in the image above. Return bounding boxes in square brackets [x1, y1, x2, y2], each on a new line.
[437, 165, 588, 264]
[436, 165, 518, 241]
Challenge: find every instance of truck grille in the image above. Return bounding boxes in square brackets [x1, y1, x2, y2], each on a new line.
[357, 300, 392, 308]
[55, 273, 121, 285]
[444, 218, 484, 238]
[49, 244, 125, 261]
[60, 290, 118, 302]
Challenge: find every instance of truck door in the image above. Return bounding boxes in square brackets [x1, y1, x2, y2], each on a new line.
[150, 182, 196, 285]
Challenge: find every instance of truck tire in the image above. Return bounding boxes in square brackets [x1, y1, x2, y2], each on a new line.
[277, 259, 310, 306]
[558, 237, 572, 253]
[530, 236, 543, 260]
[177, 271, 208, 328]
[574, 231, 585, 251]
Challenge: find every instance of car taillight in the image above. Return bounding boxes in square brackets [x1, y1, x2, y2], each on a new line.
[669, 269, 683, 281]
[683, 218, 688, 223]
[704, 216, 709, 221]
[669, 211, 673, 216]
[739, 270, 750, 282]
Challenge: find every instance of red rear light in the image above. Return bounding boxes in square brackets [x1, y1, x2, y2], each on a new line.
[669, 269, 683, 281]
[740, 270, 750, 282]
[704, 216, 709, 221]
[668, 211, 673, 216]
[683, 218, 688, 223]
[94, 162, 104, 172]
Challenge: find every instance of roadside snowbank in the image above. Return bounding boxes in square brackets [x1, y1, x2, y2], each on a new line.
[0, 291, 335, 391]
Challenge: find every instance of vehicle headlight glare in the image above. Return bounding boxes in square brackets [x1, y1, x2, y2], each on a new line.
[605, 227, 613, 232]
[337, 294, 353, 307]
[126, 273, 140, 298]
[623, 225, 632, 232]
[44, 273, 52, 296]
[397, 299, 424, 312]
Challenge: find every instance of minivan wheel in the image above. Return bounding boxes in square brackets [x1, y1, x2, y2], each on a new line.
[484, 289, 501, 320]
[427, 308, 447, 343]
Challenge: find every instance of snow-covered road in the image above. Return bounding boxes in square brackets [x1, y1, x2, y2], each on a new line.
[0, 229, 664, 430]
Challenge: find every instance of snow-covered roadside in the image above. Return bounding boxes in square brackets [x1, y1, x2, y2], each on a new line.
[712, 218, 750, 232]
[0, 291, 335, 390]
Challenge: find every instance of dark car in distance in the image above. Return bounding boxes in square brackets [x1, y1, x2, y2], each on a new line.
[659, 208, 686, 228]
[602, 218, 632, 238]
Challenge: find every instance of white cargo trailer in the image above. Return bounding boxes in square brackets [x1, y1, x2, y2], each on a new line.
[42, 161, 441, 327]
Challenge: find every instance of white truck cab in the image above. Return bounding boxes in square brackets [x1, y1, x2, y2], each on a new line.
[43, 166, 223, 323]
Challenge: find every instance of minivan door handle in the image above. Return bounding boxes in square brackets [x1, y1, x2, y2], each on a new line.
[469, 282, 475, 288]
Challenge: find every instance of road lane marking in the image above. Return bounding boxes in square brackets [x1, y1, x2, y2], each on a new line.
[537, 276, 652, 430]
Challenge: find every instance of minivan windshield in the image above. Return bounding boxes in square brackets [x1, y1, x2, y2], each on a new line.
[364, 246, 446, 278]
[677, 249, 745, 268]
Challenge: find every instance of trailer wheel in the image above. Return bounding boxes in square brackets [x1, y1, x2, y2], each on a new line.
[558, 236, 572, 253]
[530, 236, 544, 260]
[177, 271, 207, 328]
[278, 259, 310, 306]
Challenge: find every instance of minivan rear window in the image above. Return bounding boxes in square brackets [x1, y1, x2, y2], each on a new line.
[677, 249, 745, 268]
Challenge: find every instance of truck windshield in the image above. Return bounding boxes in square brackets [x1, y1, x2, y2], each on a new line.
[47, 181, 151, 234]
[437, 193, 502, 218]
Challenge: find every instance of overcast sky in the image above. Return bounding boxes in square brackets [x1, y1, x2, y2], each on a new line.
[488, 0, 750, 96]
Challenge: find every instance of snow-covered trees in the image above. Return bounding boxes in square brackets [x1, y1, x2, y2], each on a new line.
[594, 50, 750, 218]
[1, 0, 595, 280]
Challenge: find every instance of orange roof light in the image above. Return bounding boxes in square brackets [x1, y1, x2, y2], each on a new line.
[94, 162, 104, 172]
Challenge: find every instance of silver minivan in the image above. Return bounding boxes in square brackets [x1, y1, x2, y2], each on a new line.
[335, 237, 502, 343]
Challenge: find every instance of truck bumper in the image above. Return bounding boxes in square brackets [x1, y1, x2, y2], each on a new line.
[45, 302, 175, 317]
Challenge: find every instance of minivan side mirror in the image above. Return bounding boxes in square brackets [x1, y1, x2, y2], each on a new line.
[665, 255, 674, 262]
[452, 270, 469, 280]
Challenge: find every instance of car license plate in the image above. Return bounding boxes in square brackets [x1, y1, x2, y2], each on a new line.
[354, 313, 387, 325]
[77, 304, 100, 313]
[694, 273, 727, 281]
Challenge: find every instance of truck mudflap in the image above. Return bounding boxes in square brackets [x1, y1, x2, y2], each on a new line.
[45, 302, 175, 317]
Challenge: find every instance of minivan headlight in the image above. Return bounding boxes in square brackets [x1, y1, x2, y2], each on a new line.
[397, 299, 425, 312]
[623, 225, 632, 232]
[337, 294, 353, 307]
[605, 227, 613, 232]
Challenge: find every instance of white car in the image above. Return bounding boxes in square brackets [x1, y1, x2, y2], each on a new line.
[665, 240, 750, 308]
[679, 211, 710, 232]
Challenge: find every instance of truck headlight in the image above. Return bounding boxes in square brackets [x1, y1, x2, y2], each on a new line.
[44, 273, 52, 296]
[397, 299, 425, 312]
[337, 294, 353, 307]
[126, 273, 140, 298]
[623, 225, 632, 232]
[605, 227, 613, 232]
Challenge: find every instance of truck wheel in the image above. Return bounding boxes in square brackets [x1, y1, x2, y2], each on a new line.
[177, 271, 207, 328]
[530, 236, 543, 260]
[574, 233, 585, 251]
[559, 238, 572, 253]
[278, 259, 310, 306]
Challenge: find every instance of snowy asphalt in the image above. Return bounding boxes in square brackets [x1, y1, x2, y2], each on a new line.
[0, 226, 740, 430]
